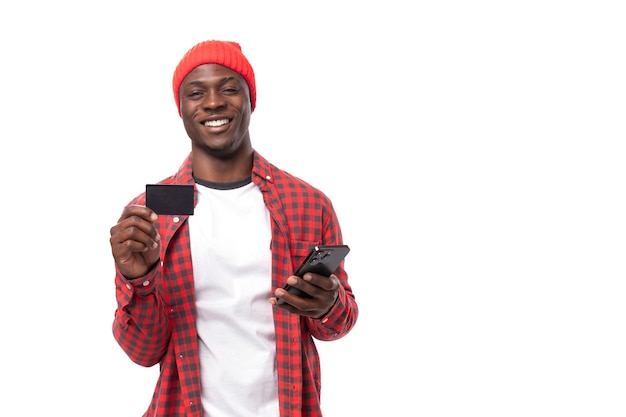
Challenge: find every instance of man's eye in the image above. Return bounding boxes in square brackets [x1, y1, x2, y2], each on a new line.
[187, 91, 204, 98]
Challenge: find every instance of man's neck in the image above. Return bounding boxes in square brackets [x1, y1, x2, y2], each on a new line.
[191, 147, 254, 183]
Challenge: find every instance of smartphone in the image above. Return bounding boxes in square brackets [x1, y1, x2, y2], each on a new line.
[277, 244, 350, 304]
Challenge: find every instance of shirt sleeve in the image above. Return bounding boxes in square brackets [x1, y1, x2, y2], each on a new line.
[306, 276, 358, 340]
[306, 198, 359, 341]
[112, 265, 171, 367]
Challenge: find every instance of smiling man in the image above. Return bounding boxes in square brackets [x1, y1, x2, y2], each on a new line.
[109, 40, 358, 417]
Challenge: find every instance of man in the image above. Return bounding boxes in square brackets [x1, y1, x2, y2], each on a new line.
[109, 40, 358, 417]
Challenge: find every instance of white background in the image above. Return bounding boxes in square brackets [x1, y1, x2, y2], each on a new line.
[1, 1, 625, 416]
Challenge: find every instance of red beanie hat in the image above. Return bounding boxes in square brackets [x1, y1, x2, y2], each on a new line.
[172, 40, 256, 115]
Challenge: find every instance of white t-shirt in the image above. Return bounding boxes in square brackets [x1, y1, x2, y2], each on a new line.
[188, 179, 279, 417]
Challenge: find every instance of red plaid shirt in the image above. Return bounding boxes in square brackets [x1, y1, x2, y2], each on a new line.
[112, 151, 358, 417]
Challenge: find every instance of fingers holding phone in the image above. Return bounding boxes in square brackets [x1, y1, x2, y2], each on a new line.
[271, 272, 341, 318]
[271, 245, 349, 318]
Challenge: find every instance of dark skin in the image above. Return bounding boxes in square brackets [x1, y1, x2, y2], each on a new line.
[109, 64, 338, 319]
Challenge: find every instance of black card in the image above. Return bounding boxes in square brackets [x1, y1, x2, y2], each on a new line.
[145, 184, 194, 215]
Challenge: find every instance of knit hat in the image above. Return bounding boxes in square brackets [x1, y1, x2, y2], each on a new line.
[172, 40, 256, 115]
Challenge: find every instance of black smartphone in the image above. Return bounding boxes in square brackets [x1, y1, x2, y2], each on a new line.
[277, 244, 350, 305]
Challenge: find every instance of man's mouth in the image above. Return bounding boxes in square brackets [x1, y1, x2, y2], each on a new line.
[203, 119, 230, 127]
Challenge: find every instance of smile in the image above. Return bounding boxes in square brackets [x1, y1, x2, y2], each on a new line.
[204, 119, 230, 127]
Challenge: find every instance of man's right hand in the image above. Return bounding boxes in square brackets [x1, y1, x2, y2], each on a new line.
[110, 205, 161, 279]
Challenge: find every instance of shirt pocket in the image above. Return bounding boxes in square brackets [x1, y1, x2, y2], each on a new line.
[290, 240, 320, 274]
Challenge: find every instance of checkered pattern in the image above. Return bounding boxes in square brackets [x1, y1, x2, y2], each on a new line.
[112, 151, 358, 416]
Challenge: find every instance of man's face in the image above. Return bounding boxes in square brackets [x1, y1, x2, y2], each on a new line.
[179, 64, 252, 158]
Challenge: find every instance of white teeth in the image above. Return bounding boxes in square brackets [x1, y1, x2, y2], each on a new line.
[204, 119, 229, 127]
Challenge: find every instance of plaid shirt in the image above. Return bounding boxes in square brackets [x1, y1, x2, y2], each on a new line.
[112, 151, 358, 417]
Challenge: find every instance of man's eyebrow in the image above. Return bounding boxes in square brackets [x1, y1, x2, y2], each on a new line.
[185, 77, 237, 87]
[217, 76, 238, 86]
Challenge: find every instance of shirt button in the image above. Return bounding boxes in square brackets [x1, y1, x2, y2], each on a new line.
[321, 317, 329, 324]
[173, 217, 180, 223]
[265, 175, 271, 180]
[142, 281, 150, 286]
[126, 284, 132, 290]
